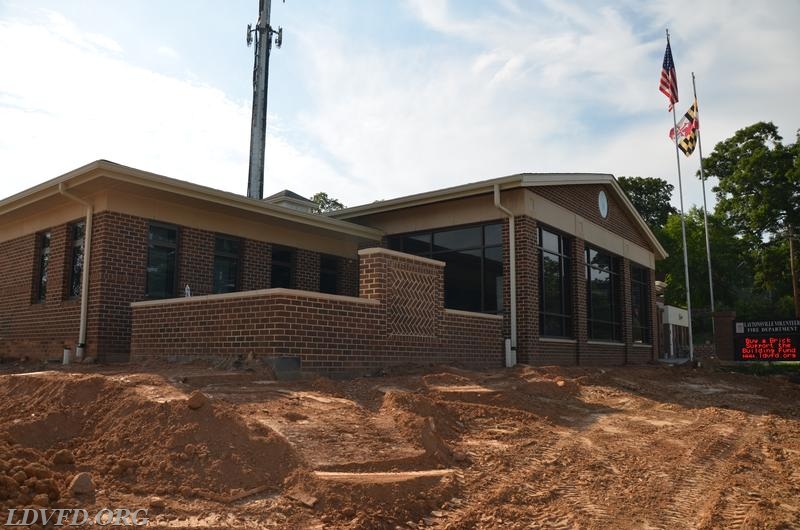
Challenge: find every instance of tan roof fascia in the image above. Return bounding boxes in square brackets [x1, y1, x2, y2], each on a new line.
[331, 172, 667, 260]
[0, 160, 383, 242]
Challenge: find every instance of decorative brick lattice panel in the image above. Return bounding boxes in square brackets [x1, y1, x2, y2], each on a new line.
[387, 262, 438, 337]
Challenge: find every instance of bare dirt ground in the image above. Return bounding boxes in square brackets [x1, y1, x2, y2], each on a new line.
[1, 361, 799, 529]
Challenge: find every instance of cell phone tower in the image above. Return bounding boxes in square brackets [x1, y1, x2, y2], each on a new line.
[246, 0, 283, 199]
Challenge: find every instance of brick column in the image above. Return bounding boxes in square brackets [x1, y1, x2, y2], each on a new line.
[649, 268, 658, 361]
[338, 257, 359, 297]
[573, 237, 587, 365]
[514, 216, 537, 364]
[620, 258, 633, 364]
[713, 311, 736, 360]
[179, 227, 214, 296]
[295, 249, 320, 292]
[241, 239, 270, 291]
[358, 249, 388, 302]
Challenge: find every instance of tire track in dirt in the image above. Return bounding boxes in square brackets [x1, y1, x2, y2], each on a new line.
[649, 416, 748, 530]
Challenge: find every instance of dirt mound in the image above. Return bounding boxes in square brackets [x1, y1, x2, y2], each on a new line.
[0, 372, 300, 511]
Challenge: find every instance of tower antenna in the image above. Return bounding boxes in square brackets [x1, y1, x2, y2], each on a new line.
[246, 0, 283, 199]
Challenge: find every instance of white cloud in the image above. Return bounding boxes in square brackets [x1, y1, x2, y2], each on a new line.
[0, 13, 349, 202]
[1, 1, 798, 214]
[156, 45, 180, 60]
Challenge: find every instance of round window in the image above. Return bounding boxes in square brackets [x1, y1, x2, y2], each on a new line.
[598, 190, 608, 219]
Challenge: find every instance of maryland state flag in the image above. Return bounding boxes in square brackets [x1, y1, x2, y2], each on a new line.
[669, 99, 699, 156]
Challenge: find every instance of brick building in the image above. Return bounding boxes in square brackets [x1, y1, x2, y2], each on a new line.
[0, 160, 666, 372]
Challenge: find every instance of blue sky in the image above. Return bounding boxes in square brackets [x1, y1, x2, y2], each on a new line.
[1, 0, 799, 210]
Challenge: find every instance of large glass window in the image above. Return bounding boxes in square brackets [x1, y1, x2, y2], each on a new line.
[213, 235, 241, 294]
[631, 265, 651, 344]
[539, 226, 571, 337]
[319, 255, 338, 294]
[146, 223, 178, 298]
[68, 222, 85, 299]
[35, 231, 51, 303]
[387, 222, 503, 313]
[271, 246, 295, 288]
[585, 247, 621, 341]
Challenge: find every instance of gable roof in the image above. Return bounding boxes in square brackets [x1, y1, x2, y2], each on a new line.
[264, 189, 315, 204]
[330, 172, 668, 259]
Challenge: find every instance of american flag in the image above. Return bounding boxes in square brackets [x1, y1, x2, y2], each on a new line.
[659, 41, 678, 111]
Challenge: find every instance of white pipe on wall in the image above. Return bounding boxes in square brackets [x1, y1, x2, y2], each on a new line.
[494, 184, 517, 367]
[58, 184, 93, 360]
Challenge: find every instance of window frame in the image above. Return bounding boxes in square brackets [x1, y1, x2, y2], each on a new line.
[386, 221, 504, 314]
[585, 245, 622, 342]
[212, 234, 242, 294]
[270, 245, 296, 289]
[34, 230, 51, 303]
[146, 222, 179, 299]
[67, 221, 86, 299]
[538, 225, 572, 338]
[319, 254, 339, 294]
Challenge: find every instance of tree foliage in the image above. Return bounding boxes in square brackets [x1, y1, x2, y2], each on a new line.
[702, 122, 799, 239]
[702, 121, 800, 317]
[617, 176, 677, 230]
[310, 192, 345, 214]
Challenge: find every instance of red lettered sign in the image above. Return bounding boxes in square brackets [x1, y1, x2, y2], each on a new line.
[734, 320, 800, 361]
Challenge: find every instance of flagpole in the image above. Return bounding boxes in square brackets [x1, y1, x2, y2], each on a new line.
[692, 73, 715, 338]
[667, 29, 695, 361]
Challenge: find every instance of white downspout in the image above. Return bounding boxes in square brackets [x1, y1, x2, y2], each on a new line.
[58, 184, 93, 361]
[493, 185, 517, 367]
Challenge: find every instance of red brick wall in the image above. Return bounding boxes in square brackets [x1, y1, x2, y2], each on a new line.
[87, 212, 149, 361]
[241, 239, 271, 291]
[130, 249, 505, 373]
[179, 227, 215, 296]
[536, 185, 650, 249]
[0, 226, 82, 359]
[713, 311, 736, 361]
[1, 211, 357, 362]
[295, 249, 320, 292]
[338, 257, 359, 298]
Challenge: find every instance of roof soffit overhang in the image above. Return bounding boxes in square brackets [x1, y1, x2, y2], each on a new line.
[331, 172, 667, 260]
[0, 160, 383, 243]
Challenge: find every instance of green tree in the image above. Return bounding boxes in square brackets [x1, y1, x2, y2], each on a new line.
[616, 176, 677, 231]
[702, 122, 800, 317]
[310, 192, 345, 214]
[659, 207, 754, 339]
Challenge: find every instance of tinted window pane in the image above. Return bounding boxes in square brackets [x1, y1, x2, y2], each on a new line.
[403, 233, 432, 254]
[387, 236, 402, 251]
[147, 225, 177, 298]
[542, 252, 563, 314]
[590, 268, 612, 322]
[541, 229, 560, 253]
[483, 245, 503, 312]
[149, 225, 177, 244]
[433, 226, 481, 252]
[147, 247, 176, 298]
[37, 232, 51, 302]
[441, 249, 482, 311]
[215, 237, 240, 255]
[213, 256, 238, 293]
[70, 238, 84, 298]
[587, 248, 611, 270]
[484, 223, 502, 247]
[320, 255, 338, 294]
[272, 247, 293, 265]
[543, 314, 565, 337]
[272, 266, 292, 288]
[591, 321, 614, 341]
